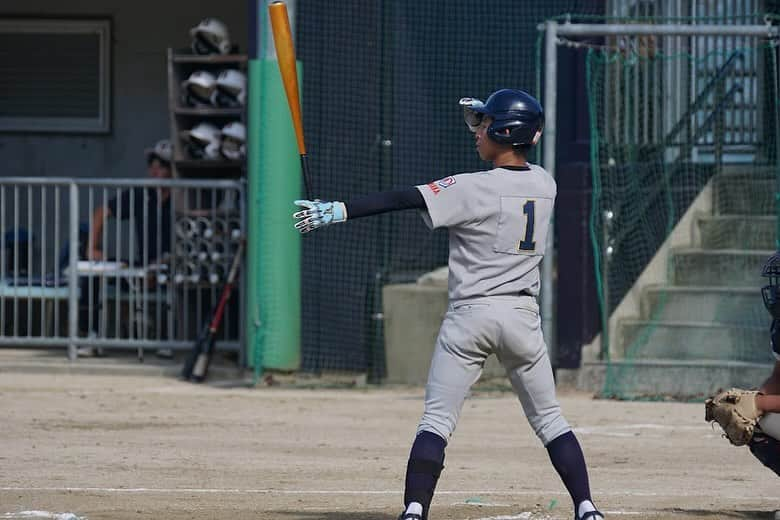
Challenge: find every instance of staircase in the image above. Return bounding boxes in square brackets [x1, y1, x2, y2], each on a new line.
[581, 168, 776, 399]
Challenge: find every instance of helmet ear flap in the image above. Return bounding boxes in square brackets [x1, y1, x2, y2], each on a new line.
[487, 120, 524, 145]
[192, 35, 213, 55]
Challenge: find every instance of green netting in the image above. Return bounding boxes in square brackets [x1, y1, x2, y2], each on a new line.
[257, 1, 606, 378]
[250, 1, 780, 394]
[585, 32, 780, 399]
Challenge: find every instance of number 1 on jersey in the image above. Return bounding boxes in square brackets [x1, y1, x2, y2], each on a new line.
[518, 200, 536, 251]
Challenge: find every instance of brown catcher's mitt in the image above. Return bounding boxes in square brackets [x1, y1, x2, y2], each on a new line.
[705, 388, 763, 446]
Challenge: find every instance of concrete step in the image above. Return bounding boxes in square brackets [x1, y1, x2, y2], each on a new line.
[719, 165, 778, 178]
[616, 319, 770, 363]
[577, 359, 773, 400]
[697, 215, 776, 250]
[640, 285, 764, 323]
[714, 175, 775, 215]
[671, 248, 772, 286]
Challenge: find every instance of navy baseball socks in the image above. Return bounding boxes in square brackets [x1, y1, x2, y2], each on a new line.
[400, 429, 602, 520]
[546, 430, 604, 520]
[400, 430, 446, 520]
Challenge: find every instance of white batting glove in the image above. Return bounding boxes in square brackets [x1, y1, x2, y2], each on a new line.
[459, 97, 485, 133]
[293, 199, 347, 233]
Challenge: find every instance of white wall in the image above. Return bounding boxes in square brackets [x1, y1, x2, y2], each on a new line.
[0, 0, 248, 179]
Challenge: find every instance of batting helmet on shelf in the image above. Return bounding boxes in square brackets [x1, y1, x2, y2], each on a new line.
[214, 69, 246, 108]
[220, 121, 246, 160]
[459, 89, 544, 148]
[181, 122, 222, 160]
[190, 18, 231, 55]
[181, 70, 217, 107]
[762, 251, 780, 318]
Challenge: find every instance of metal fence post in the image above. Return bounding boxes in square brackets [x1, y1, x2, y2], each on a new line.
[774, 42, 780, 251]
[68, 182, 79, 360]
[542, 20, 558, 364]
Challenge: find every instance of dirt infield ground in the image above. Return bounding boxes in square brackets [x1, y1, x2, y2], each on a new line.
[1, 371, 779, 520]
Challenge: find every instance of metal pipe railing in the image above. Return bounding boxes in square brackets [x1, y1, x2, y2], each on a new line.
[549, 23, 780, 38]
[662, 51, 744, 147]
[0, 177, 245, 360]
[68, 182, 79, 360]
[0, 177, 242, 188]
[541, 20, 558, 362]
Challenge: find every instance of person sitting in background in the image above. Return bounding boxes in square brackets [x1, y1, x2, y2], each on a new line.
[78, 140, 174, 357]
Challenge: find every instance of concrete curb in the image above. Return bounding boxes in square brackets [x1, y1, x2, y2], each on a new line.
[0, 348, 246, 380]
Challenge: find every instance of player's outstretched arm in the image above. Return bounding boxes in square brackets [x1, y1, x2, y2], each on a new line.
[292, 188, 427, 234]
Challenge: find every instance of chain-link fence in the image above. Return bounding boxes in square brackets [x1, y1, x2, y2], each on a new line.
[282, 1, 605, 378]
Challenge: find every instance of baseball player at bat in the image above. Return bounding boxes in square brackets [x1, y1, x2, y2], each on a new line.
[706, 252, 780, 483]
[292, 89, 603, 520]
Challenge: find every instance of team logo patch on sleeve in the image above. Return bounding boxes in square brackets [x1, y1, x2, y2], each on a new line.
[436, 176, 456, 189]
[426, 176, 456, 195]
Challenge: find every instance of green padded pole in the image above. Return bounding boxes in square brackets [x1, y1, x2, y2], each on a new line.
[247, 59, 302, 373]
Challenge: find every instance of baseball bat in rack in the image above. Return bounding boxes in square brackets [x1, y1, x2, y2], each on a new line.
[181, 240, 244, 382]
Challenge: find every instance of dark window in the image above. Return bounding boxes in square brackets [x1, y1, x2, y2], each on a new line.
[0, 19, 110, 133]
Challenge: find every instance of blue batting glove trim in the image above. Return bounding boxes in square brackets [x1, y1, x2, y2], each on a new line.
[330, 201, 347, 223]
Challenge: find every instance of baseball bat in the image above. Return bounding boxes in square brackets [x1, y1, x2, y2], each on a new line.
[181, 241, 245, 382]
[268, 1, 313, 200]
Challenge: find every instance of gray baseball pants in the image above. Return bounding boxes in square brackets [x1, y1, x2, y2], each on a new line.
[417, 295, 571, 446]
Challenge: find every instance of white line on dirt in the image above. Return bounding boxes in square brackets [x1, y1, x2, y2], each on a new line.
[454, 502, 513, 507]
[471, 514, 535, 520]
[1, 487, 779, 502]
[573, 424, 704, 433]
[1, 512, 83, 520]
[572, 423, 718, 439]
[472, 512, 643, 520]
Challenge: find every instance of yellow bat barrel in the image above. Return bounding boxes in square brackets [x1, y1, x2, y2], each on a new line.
[268, 1, 307, 156]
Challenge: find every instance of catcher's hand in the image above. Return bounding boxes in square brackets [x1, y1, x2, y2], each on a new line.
[705, 388, 763, 446]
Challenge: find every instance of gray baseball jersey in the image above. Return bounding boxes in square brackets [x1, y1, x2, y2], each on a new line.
[415, 164, 555, 301]
[413, 164, 569, 446]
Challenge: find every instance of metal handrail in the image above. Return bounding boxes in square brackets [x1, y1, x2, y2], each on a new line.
[0, 177, 246, 359]
[607, 83, 743, 249]
[662, 50, 744, 147]
[691, 84, 743, 144]
[0, 177, 244, 188]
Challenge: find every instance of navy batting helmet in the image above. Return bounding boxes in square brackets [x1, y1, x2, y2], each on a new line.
[762, 251, 780, 318]
[460, 89, 544, 148]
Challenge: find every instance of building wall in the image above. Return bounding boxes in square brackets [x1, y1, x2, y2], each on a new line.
[0, 0, 248, 179]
